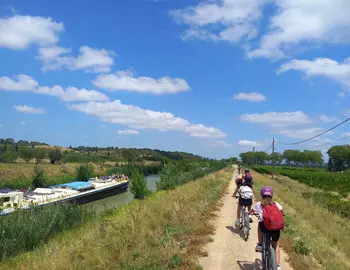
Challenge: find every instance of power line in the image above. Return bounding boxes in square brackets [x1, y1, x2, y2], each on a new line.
[275, 116, 350, 146]
[307, 135, 350, 150]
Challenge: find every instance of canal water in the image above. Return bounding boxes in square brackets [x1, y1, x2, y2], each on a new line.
[84, 175, 160, 213]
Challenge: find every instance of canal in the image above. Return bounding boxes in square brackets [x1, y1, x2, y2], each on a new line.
[84, 175, 160, 213]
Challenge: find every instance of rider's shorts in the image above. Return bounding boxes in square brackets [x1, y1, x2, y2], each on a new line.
[259, 222, 280, 242]
[239, 197, 253, 206]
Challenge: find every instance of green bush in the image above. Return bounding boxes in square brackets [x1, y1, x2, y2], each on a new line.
[76, 164, 95, 181]
[0, 152, 18, 163]
[32, 166, 47, 188]
[157, 163, 181, 191]
[129, 167, 151, 199]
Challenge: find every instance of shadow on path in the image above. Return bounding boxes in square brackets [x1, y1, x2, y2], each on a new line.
[225, 225, 246, 240]
[236, 259, 262, 270]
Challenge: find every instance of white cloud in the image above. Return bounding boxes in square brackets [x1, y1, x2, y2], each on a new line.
[273, 127, 324, 139]
[248, 0, 350, 59]
[68, 100, 226, 138]
[238, 140, 262, 147]
[0, 74, 39, 91]
[0, 74, 109, 102]
[210, 140, 233, 147]
[319, 115, 339, 123]
[20, 121, 26, 125]
[0, 15, 64, 50]
[37, 46, 115, 73]
[170, 0, 266, 43]
[14, 105, 46, 114]
[117, 130, 140, 135]
[277, 58, 350, 88]
[93, 70, 190, 94]
[35, 86, 109, 102]
[233, 92, 266, 102]
[240, 111, 312, 126]
[100, 125, 107, 129]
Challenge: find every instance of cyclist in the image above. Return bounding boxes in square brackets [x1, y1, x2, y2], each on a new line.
[250, 186, 284, 270]
[235, 181, 254, 227]
[243, 168, 253, 189]
[232, 174, 243, 197]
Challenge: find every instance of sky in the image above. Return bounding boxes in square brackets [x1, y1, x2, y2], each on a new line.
[0, 0, 349, 159]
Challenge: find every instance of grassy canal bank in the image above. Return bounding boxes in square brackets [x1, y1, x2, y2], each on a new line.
[1, 169, 230, 269]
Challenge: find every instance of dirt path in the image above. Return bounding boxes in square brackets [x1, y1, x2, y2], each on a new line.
[199, 169, 292, 270]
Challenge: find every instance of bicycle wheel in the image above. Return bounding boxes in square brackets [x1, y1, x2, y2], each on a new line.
[243, 209, 250, 241]
[268, 245, 277, 270]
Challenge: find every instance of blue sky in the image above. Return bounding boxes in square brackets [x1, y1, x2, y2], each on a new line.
[0, 0, 349, 159]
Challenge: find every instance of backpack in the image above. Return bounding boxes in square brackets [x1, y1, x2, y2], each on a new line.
[263, 203, 284, 230]
[244, 173, 253, 185]
[239, 185, 253, 199]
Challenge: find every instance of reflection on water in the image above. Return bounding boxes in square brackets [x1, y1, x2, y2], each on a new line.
[83, 175, 160, 213]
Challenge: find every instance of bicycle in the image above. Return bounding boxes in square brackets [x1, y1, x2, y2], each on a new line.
[235, 196, 251, 241]
[253, 213, 278, 270]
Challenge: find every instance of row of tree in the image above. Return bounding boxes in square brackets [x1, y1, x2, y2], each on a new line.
[239, 149, 324, 167]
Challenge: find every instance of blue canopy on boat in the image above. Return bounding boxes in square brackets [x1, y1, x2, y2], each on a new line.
[50, 181, 94, 191]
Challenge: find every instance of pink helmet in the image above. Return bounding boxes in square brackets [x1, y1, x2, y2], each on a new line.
[260, 186, 273, 197]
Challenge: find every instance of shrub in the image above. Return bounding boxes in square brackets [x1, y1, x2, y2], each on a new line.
[129, 167, 150, 199]
[33, 148, 46, 165]
[48, 147, 62, 164]
[157, 163, 181, 191]
[19, 147, 33, 163]
[0, 152, 18, 163]
[76, 164, 95, 181]
[32, 166, 47, 188]
[293, 238, 311, 255]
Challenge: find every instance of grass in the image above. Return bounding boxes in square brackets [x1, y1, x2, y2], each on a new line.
[0, 169, 230, 269]
[0, 163, 106, 189]
[252, 170, 350, 270]
[0, 203, 94, 261]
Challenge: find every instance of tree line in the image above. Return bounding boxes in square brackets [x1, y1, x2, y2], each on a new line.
[327, 145, 350, 171]
[240, 149, 324, 167]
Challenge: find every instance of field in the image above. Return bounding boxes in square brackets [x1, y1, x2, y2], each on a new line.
[0, 169, 229, 269]
[254, 165, 350, 197]
[0, 163, 106, 189]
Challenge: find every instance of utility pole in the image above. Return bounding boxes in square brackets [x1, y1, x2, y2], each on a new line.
[253, 146, 256, 168]
[272, 138, 275, 179]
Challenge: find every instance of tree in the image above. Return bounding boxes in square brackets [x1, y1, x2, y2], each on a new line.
[48, 146, 62, 164]
[270, 152, 283, 165]
[156, 163, 181, 190]
[129, 167, 150, 199]
[0, 152, 18, 163]
[239, 152, 255, 165]
[32, 166, 47, 188]
[20, 147, 34, 163]
[327, 145, 350, 171]
[33, 148, 46, 165]
[76, 164, 95, 181]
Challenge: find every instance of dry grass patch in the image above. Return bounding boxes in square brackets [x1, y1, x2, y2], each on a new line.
[1, 169, 230, 270]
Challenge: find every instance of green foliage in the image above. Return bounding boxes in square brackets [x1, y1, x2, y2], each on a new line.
[0, 152, 18, 163]
[48, 146, 62, 164]
[19, 147, 34, 163]
[168, 255, 184, 268]
[76, 164, 95, 181]
[302, 191, 350, 218]
[33, 148, 46, 165]
[107, 163, 163, 176]
[32, 166, 47, 188]
[129, 167, 150, 199]
[0, 203, 94, 260]
[293, 238, 311, 255]
[327, 145, 350, 172]
[255, 165, 350, 196]
[157, 163, 182, 191]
